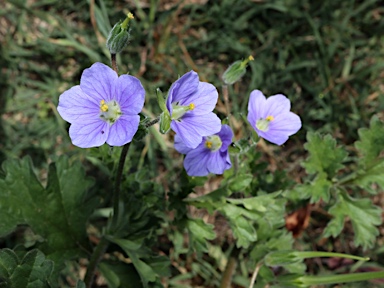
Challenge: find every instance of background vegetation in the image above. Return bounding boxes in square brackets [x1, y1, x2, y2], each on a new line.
[0, 0, 383, 287]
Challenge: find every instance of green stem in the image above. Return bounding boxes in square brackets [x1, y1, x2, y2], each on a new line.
[248, 261, 264, 288]
[222, 85, 232, 128]
[301, 271, 384, 285]
[219, 246, 241, 288]
[112, 143, 130, 230]
[145, 117, 160, 128]
[84, 237, 109, 288]
[295, 251, 369, 261]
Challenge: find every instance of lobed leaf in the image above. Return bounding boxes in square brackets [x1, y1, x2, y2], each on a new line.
[0, 249, 53, 288]
[186, 218, 216, 252]
[323, 191, 382, 249]
[0, 156, 96, 275]
[302, 132, 348, 178]
[352, 159, 384, 194]
[355, 115, 384, 167]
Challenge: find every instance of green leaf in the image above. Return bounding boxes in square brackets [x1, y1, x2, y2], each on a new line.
[352, 159, 384, 194]
[355, 115, 384, 167]
[186, 218, 216, 251]
[302, 132, 347, 178]
[228, 174, 253, 192]
[184, 187, 228, 205]
[217, 203, 258, 248]
[99, 261, 142, 288]
[109, 238, 158, 288]
[76, 281, 86, 288]
[227, 191, 281, 212]
[308, 172, 332, 203]
[251, 231, 294, 261]
[230, 216, 257, 248]
[0, 249, 53, 288]
[323, 191, 382, 249]
[0, 156, 95, 274]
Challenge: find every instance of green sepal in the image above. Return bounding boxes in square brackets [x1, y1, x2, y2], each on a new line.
[156, 88, 172, 134]
[222, 60, 246, 85]
[133, 113, 149, 142]
[222, 56, 253, 85]
[156, 88, 167, 113]
[106, 14, 134, 54]
[159, 112, 171, 134]
[228, 137, 254, 155]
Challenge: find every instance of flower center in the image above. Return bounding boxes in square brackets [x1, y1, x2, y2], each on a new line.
[204, 135, 222, 151]
[256, 115, 274, 131]
[99, 99, 122, 124]
[171, 102, 195, 120]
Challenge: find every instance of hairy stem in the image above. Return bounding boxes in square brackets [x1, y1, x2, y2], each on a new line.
[222, 84, 239, 173]
[111, 53, 118, 74]
[84, 143, 131, 286]
[84, 237, 109, 288]
[145, 117, 160, 128]
[112, 143, 130, 229]
[220, 246, 241, 288]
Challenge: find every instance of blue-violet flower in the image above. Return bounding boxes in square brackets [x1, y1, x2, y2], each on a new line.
[175, 124, 233, 176]
[57, 62, 145, 148]
[167, 71, 221, 148]
[247, 90, 301, 145]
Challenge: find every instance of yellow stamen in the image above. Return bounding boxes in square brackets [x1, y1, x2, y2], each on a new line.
[248, 55, 254, 61]
[100, 100, 109, 112]
[266, 115, 274, 121]
[189, 103, 195, 110]
[205, 141, 212, 149]
[122, 13, 134, 30]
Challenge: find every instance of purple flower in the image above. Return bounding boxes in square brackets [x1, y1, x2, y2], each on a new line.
[175, 124, 233, 176]
[57, 62, 145, 148]
[167, 71, 221, 148]
[247, 90, 301, 145]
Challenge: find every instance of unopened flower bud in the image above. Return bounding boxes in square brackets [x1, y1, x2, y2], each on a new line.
[106, 13, 134, 54]
[222, 55, 254, 85]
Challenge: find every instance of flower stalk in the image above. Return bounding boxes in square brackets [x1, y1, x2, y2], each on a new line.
[84, 237, 109, 288]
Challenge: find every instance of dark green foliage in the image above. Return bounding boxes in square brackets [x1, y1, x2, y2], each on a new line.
[0, 156, 95, 275]
[0, 249, 53, 288]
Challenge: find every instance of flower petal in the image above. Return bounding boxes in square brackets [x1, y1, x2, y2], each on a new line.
[217, 124, 233, 152]
[171, 113, 221, 148]
[260, 112, 301, 145]
[183, 147, 211, 176]
[57, 86, 99, 123]
[166, 71, 199, 115]
[174, 134, 194, 154]
[69, 119, 109, 148]
[264, 94, 291, 118]
[206, 151, 229, 175]
[179, 82, 218, 116]
[106, 115, 140, 146]
[247, 90, 267, 125]
[115, 74, 145, 115]
[80, 62, 118, 103]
